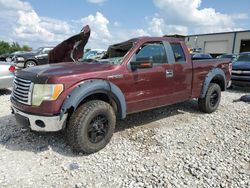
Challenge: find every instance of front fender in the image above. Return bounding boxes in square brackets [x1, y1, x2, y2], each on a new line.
[60, 79, 126, 119]
[200, 68, 226, 98]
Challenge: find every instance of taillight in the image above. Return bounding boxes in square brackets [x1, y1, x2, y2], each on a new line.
[9, 65, 16, 73]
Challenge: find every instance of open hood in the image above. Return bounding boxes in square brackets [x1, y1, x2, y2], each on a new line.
[16, 62, 115, 84]
[48, 25, 91, 63]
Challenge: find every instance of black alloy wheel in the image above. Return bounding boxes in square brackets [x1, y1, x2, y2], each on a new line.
[210, 91, 219, 107]
[87, 115, 109, 143]
[66, 100, 116, 154]
[198, 83, 221, 113]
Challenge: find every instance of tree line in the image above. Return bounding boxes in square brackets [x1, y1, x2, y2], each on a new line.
[0, 41, 32, 55]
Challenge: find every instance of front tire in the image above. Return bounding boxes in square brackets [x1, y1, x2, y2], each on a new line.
[198, 83, 221, 113]
[66, 100, 116, 154]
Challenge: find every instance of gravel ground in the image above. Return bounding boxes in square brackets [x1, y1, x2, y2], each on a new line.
[0, 88, 249, 188]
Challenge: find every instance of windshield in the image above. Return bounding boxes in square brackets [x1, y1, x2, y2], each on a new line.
[32, 47, 43, 54]
[237, 53, 250, 62]
[97, 57, 124, 65]
[83, 50, 98, 59]
[191, 53, 212, 59]
[80, 40, 134, 65]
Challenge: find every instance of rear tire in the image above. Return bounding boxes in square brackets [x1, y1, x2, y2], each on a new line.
[66, 100, 116, 154]
[198, 83, 221, 113]
[25, 60, 37, 68]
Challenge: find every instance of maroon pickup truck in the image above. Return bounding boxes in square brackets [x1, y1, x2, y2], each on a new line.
[11, 29, 232, 153]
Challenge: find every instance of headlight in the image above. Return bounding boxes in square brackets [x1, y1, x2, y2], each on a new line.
[32, 84, 64, 106]
[16, 57, 25, 61]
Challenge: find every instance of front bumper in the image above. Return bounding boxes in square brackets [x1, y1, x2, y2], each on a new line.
[12, 107, 68, 132]
[231, 74, 250, 86]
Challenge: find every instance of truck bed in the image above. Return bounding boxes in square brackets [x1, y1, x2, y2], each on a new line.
[191, 58, 231, 98]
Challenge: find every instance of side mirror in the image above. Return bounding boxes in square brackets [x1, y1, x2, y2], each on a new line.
[130, 58, 153, 71]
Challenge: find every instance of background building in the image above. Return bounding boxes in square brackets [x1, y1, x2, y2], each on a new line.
[185, 30, 250, 57]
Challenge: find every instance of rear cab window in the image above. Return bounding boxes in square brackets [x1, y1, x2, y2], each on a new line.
[170, 43, 186, 64]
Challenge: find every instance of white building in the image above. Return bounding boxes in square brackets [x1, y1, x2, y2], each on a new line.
[185, 30, 250, 56]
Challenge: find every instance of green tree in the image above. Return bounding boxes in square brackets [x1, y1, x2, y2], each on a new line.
[0, 41, 32, 55]
[0, 41, 10, 54]
[22, 44, 30, 51]
[10, 42, 20, 53]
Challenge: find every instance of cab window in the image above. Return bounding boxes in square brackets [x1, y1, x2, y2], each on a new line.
[170, 43, 186, 63]
[134, 42, 167, 65]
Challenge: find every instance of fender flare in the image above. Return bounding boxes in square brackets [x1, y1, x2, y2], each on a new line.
[200, 68, 226, 98]
[60, 79, 126, 120]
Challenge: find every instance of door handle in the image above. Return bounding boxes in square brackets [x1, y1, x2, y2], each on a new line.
[166, 69, 173, 78]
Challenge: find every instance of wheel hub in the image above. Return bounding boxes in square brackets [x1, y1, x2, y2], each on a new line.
[88, 115, 108, 143]
[210, 91, 219, 107]
[26, 62, 35, 67]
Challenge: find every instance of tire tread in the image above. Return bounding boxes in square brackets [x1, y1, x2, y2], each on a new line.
[198, 83, 221, 113]
[66, 100, 115, 153]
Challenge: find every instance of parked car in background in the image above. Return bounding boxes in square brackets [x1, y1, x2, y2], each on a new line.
[5, 51, 26, 62]
[216, 54, 237, 60]
[0, 61, 15, 89]
[0, 53, 10, 61]
[231, 52, 250, 86]
[13, 47, 53, 68]
[191, 53, 213, 60]
[82, 49, 106, 61]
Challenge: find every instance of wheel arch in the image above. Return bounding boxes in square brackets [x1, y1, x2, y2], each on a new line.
[60, 79, 126, 120]
[200, 68, 226, 98]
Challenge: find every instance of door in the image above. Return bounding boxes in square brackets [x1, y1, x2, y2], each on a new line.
[126, 41, 174, 113]
[240, 40, 250, 53]
[125, 41, 192, 114]
[204, 41, 228, 54]
[168, 42, 192, 102]
[36, 48, 53, 65]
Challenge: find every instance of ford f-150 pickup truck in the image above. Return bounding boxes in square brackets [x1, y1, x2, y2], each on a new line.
[11, 26, 232, 153]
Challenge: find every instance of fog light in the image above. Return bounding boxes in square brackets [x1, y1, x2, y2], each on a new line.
[35, 120, 45, 128]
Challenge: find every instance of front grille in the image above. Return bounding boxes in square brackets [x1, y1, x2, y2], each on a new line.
[232, 70, 250, 76]
[12, 77, 33, 105]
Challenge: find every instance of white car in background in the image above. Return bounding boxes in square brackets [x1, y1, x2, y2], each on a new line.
[82, 49, 106, 61]
[0, 61, 15, 89]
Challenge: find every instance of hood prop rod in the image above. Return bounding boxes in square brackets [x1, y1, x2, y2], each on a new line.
[70, 40, 81, 63]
